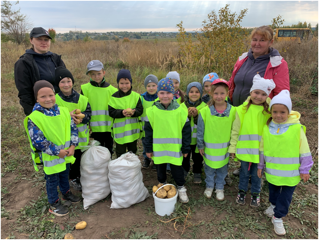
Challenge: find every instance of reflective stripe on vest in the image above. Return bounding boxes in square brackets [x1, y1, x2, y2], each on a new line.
[201, 105, 236, 169]
[81, 83, 117, 132]
[238, 134, 262, 141]
[92, 110, 109, 116]
[24, 106, 74, 174]
[141, 116, 148, 122]
[263, 124, 303, 186]
[109, 91, 141, 144]
[235, 102, 270, 163]
[55, 94, 90, 149]
[147, 105, 188, 166]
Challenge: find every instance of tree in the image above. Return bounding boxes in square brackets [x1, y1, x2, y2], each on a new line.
[48, 28, 56, 43]
[176, 4, 248, 74]
[1, 1, 30, 44]
[271, 15, 285, 29]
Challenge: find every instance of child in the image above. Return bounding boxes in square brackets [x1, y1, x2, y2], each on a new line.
[143, 78, 191, 203]
[257, 90, 313, 236]
[24, 80, 81, 216]
[202, 72, 219, 103]
[166, 71, 185, 104]
[55, 66, 91, 191]
[229, 74, 276, 207]
[81, 60, 117, 155]
[140, 74, 158, 169]
[180, 82, 206, 183]
[108, 69, 143, 158]
[197, 79, 236, 200]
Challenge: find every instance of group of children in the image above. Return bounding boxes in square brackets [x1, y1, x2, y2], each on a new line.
[24, 60, 313, 236]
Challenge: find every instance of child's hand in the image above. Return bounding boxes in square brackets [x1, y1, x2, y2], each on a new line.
[188, 108, 193, 117]
[192, 108, 198, 117]
[300, 173, 310, 182]
[58, 149, 68, 158]
[183, 153, 188, 158]
[74, 117, 82, 125]
[67, 145, 75, 156]
[199, 149, 204, 157]
[230, 153, 235, 159]
[257, 169, 262, 178]
[146, 152, 153, 159]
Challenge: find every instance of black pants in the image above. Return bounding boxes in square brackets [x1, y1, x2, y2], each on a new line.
[182, 144, 203, 174]
[115, 140, 138, 158]
[69, 149, 82, 180]
[156, 163, 185, 187]
[91, 131, 113, 155]
[269, 182, 296, 218]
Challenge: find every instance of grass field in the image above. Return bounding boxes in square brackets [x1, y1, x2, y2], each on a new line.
[1, 38, 318, 239]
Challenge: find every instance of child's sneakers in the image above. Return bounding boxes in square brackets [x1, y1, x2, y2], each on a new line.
[49, 199, 69, 216]
[264, 204, 275, 217]
[70, 178, 82, 191]
[236, 190, 246, 205]
[216, 189, 224, 201]
[250, 193, 260, 207]
[62, 190, 81, 203]
[272, 216, 286, 235]
[177, 186, 189, 203]
[193, 173, 202, 184]
[204, 188, 214, 198]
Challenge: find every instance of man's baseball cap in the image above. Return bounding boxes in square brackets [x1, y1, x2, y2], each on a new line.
[86, 60, 104, 75]
[30, 27, 52, 39]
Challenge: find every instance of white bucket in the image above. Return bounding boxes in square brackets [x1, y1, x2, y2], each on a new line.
[153, 184, 178, 216]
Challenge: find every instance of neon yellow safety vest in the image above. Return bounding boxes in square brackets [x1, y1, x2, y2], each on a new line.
[176, 97, 182, 105]
[146, 105, 188, 166]
[55, 94, 89, 149]
[236, 102, 270, 163]
[81, 83, 117, 133]
[140, 96, 158, 138]
[180, 101, 207, 145]
[201, 105, 236, 169]
[263, 124, 306, 186]
[109, 91, 141, 144]
[24, 106, 75, 175]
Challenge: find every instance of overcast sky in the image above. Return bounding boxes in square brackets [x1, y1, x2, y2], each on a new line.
[15, 1, 318, 33]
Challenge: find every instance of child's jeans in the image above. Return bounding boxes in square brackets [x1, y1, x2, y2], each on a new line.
[204, 162, 228, 189]
[45, 163, 70, 204]
[268, 182, 296, 218]
[238, 161, 261, 194]
[141, 137, 151, 162]
[156, 163, 185, 187]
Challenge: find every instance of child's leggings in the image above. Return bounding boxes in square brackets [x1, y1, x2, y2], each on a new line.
[182, 144, 203, 173]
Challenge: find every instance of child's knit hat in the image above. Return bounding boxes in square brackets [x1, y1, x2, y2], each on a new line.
[55, 66, 74, 85]
[250, 74, 276, 96]
[33, 80, 55, 99]
[117, 69, 132, 83]
[166, 71, 180, 83]
[270, 90, 292, 113]
[203, 72, 219, 84]
[157, 78, 175, 94]
[186, 82, 203, 97]
[144, 74, 158, 88]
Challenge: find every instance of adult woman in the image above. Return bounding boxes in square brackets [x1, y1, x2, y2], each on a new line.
[229, 25, 289, 107]
[228, 25, 290, 176]
[14, 27, 66, 115]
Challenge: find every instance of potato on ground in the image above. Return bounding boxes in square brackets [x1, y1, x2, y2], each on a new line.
[75, 221, 87, 230]
[64, 233, 74, 239]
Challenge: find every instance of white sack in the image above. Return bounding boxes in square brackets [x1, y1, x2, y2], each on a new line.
[108, 152, 150, 209]
[80, 140, 111, 209]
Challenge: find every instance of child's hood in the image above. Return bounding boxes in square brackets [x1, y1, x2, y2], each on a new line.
[284, 110, 301, 124]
